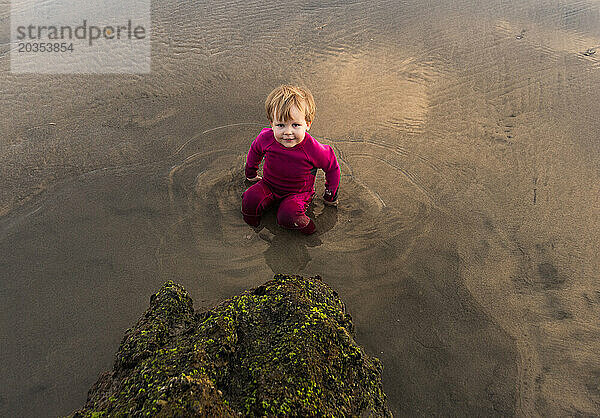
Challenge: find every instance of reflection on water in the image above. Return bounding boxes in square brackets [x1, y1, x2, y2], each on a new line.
[1, 0, 600, 416]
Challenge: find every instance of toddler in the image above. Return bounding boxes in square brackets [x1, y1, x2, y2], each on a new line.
[242, 85, 340, 235]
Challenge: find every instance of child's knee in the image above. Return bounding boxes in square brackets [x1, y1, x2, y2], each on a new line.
[242, 193, 263, 227]
[241, 192, 258, 214]
[242, 187, 268, 215]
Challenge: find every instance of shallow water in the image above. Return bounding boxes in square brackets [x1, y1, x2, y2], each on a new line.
[1, 0, 600, 416]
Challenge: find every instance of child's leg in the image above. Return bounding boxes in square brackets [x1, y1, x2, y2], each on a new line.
[241, 180, 275, 227]
[276, 192, 316, 235]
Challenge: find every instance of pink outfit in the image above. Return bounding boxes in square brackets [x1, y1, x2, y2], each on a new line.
[242, 128, 340, 234]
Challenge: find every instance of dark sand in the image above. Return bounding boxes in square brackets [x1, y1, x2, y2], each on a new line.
[1, 0, 599, 416]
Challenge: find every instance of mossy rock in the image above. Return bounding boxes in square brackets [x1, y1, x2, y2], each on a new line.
[70, 274, 392, 417]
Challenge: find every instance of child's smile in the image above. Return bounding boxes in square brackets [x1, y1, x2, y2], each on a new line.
[271, 105, 312, 148]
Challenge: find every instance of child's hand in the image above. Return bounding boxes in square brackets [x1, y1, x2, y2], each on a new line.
[246, 176, 262, 182]
[323, 189, 338, 207]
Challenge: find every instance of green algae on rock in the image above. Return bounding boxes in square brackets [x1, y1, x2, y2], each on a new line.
[70, 274, 392, 417]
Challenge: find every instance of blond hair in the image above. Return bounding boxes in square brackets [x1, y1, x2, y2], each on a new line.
[265, 85, 316, 124]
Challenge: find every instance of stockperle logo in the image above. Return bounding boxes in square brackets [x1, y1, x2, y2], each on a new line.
[11, 0, 150, 73]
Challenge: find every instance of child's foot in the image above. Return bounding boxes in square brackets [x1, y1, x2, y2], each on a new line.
[299, 219, 316, 235]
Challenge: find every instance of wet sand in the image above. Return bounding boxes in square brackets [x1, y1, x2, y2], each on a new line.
[1, 0, 600, 416]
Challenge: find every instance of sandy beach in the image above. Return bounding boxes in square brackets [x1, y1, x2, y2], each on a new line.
[1, 0, 599, 416]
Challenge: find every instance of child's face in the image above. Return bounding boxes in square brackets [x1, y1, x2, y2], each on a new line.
[271, 104, 312, 148]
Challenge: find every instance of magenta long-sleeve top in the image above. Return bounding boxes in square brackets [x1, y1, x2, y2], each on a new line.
[245, 128, 341, 197]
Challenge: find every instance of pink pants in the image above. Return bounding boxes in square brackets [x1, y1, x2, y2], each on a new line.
[241, 180, 316, 234]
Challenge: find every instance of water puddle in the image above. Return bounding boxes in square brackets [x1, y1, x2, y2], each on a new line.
[1, 0, 599, 416]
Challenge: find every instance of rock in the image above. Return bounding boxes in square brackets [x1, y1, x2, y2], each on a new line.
[69, 274, 392, 417]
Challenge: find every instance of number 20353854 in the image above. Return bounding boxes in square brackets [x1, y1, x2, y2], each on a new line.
[17, 42, 74, 53]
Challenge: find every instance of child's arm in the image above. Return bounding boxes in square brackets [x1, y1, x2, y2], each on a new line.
[314, 143, 341, 206]
[245, 134, 265, 181]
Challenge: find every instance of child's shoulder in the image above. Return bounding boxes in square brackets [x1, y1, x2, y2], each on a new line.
[256, 127, 274, 140]
[304, 133, 331, 151]
[259, 127, 273, 135]
[253, 127, 275, 145]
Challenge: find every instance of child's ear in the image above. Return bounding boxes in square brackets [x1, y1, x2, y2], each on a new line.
[306, 121, 312, 131]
